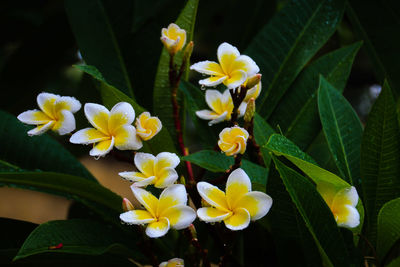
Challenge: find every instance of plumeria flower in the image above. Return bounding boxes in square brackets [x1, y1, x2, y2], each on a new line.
[159, 258, 184, 267]
[190, 42, 259, 89]
[197, 168, 272, 230]
[218, 126, 249, 156]
[195, 89, 234, 125]
[316, 182, 360, 228]
[119, 152, 180, 188]
[161, 23, 186, 55]
[135, 112, 162, 141]
[120, 184, 196, 238]
[70, 102, 142, 157]
[17, 92, 81, 136]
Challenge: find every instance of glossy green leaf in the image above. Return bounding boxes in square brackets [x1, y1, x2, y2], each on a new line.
[14, 219, 144, 262]
[0, 110, 95, 181]
[347, 1, 400, 97]
[0, 172, 122, 222]
[253, 113, 275, 167]
[65, 0, 134, 98]
[361, 81, 400, 243]
[246, 0, 345, 118]
[182, 150, 268, 189]
[76, 65, 177, 154]
[377, 198, 400, 262]
[387, 257, 400, 267]
[269, 42, 362, 149]
[153, 0, 199, 140]
[318, 76, 362, 188]
[272, 156, 351, 267]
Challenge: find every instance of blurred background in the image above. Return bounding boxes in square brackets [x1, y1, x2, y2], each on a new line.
[0, 0, 393, 233]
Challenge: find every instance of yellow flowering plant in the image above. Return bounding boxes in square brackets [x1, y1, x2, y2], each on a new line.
[4, 1, 398, 266]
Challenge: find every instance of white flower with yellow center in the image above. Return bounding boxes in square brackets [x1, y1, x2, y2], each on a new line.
[120, 184, 196, 238]
[197, 168, 272, 230]
[190, 42, 259, 89]
[70, 102, 142, 157]
[195, 89, 234, 125]
[119, 152, 180, 188]
[218, 126, 249, 156]
[161, 23, 186, 55]
[135, 112, 162, 141]
[159, 258, 184, 267]
[17, 92, 81, 136]
[316, 182, 360, 228]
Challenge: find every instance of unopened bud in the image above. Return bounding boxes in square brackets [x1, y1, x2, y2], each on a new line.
[244, 98, 256, 122]
[183, 41, 194, 62]
[246, 74, 262, 90]
[179, 175, 186, 186]
[122, 198, 134, 211]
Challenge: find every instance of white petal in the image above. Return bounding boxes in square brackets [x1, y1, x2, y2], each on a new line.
[130, 185, 159, 216]
[190, 60, 224, 76]
[224, 70, 247, 89]
[162, 205, 196, 230]
[222, 89, 233, 104]
[146, 218, 170, 238]
[205, 89, 223, 111]
[238, 102, 247, 117]
[236, 191, 273, 220]
[118, 171, 147, 182]
[234, 55, 260, 76]
[70, 128, 109, 144]
[208, 111, 229, 125]
[133, 176, 157, 187]
[197, 207, 231, 222]
[27, 121, 54, 136]
[199, 76, 227, 87]
[109, 102, 135, 130]
[159, 184, 188, 208]
[37, 92, 58, 116]
[337, 205, 360, 228]
[224, 208, 250, 231]
[134, 152, 156, 176]
[114, 125, 143, 150]
[226, 168, 252, 208]
[217, 42, 240, 66]
[154, 168, 179, 188]
[156, 152, 180, 169]
[195, 110, 219, 120]
[84, 103, 110, 134]
[335, 186, 359, 207]
[55, 96, 82, 113]
[52, 110, 76, 135]
[197, 182, 229, 211]
[120, 210, 156, 225]
[89, 136, 115, 157]
[17, 110, 51, 125]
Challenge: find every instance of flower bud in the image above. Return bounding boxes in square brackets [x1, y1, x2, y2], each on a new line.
[122, 198, 134, 212]
[245, 74, 262, 90]
[244, 98, 256, 123]
[183, 41, 194, 63]
[160, 23, 187, 55]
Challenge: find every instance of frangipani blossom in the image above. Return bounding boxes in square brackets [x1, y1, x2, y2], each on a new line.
[159, 258, 184, 267]
[136, 112, 162, 141]
[17, 92, 81, 136]
[119, 152, 180, 188]
[190, 42, 259, 89]
[316, 181, 360, 228]
[120, 184, 196, 238]
[218, 126, 249, 156]
[70, 102, 142, 157]
[195, 89, 234, 125]
[197, 168, 272, 230]
[161, 23, 186, 55]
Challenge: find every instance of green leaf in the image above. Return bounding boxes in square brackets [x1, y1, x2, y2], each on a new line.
[246, 0, 345, 118]
[361, 81, 400, 243]
[318, 76, 363, 188]
[153, 0, 199, 140]
[0, 110, 95, 181]
[269, 42, 362, 149]
[76, 65, 177, 155]
[272, 156, 352, 267]
[14, 219, 144, 262]
[387, 257, 400, 267]
[0, 172, 122, 222]
[377, 198, 400, 262]
[347, 1, 400, 97]
[182, 150, 268, 189]
[65, 0, 134, 98]
[253, 113, 275, 167]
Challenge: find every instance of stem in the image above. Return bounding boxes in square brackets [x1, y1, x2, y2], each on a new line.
[184, 228, 211, 267]
[244, 118, 265, 166]
[229, 86, 248, 126]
